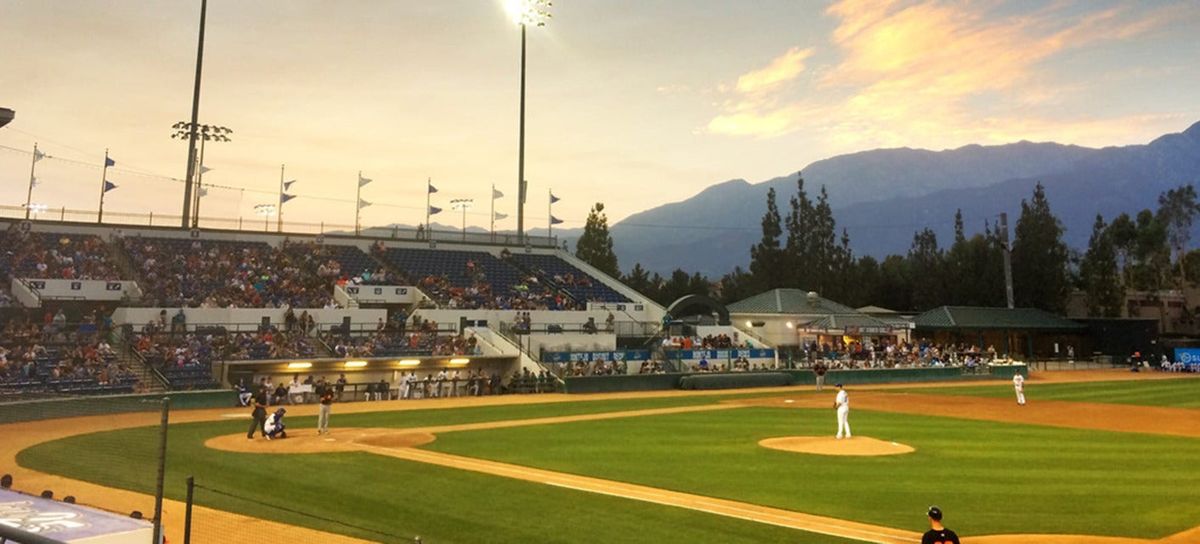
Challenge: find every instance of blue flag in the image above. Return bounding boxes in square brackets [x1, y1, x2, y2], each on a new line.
[550, 215, 563, 225]
[105, 157, 116, 168]
[429, 205, 443, 215]
[103, 181, 117, 193]
[283, 179, 297, 191]
[550, 193, 560, 204]
[280, 193, 297, 204]
[428, 182, 439, 194]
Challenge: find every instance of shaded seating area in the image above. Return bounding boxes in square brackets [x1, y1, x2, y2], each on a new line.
[509, 253, 630, 303]
[284, 242, 403, 286]
[122, 237, 335, 308]
[0, 228, 124, 281]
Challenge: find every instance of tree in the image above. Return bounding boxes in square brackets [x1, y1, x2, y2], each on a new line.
[907, 228, 945, 311]
[717, 266, 756, 305]
[1156, 185, 1200, 283]
[807, 186, 839, 295]
[784, 172, 813, 289]
[1079, 215, 1123, 317]
[622, 263, 655, 299]
[1011, 183, 1070, 312]
[575, 202, 619, 278]
[750, 188, 787, 291]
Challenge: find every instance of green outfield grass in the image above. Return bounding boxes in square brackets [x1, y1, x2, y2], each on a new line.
[18, 392, 1200, 542]
[891, 376, 1200, 408]
[426, 406, 1200, 538]
[17, 395, 847, 544]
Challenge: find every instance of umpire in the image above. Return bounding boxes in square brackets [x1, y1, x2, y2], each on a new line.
[246, 385, 268, 439]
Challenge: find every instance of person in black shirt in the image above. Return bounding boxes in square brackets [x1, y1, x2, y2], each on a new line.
[246, 387, 268, 439]
[922, 506, 960, 544]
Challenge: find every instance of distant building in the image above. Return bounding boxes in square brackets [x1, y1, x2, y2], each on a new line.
[911, 306, 1086, 360]
[728, 289, 913, 358]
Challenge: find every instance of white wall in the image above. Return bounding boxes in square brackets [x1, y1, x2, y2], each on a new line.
[525, 332, 616, 356]
[19, 278, 142, 302]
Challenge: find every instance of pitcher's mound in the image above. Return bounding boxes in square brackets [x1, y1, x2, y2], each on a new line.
[759, 436, 915, 456]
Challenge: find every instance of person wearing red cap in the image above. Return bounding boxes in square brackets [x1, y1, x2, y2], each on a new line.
[922, 506, 959, 544]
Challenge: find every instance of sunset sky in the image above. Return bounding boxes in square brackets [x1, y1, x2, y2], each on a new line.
[1, 0, 1198, 232]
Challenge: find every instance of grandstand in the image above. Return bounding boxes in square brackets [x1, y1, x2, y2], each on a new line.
[0, 217, 667, 399]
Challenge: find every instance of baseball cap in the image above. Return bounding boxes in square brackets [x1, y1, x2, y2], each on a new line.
[835, 383, 843, 388]
[927, 506, 943, 521]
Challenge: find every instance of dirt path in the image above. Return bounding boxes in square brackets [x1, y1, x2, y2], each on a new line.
[733, 391, 1200, 438]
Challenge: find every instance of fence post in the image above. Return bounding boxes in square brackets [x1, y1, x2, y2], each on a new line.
[152, 397, 171, 544]
[184, 476, 194, 544]
[60, 206, 66, 221]
[149, 211, 154, 225]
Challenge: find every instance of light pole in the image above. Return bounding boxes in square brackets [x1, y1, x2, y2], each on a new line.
[180, 0, 209, 229]
[451, 198, 474, 242]
[172, 123, 231, 228]
[504, 0, 551, 246]
[254, 204, 276, 232]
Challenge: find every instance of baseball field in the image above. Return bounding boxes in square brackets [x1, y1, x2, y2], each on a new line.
[6, 369, 1200, 544]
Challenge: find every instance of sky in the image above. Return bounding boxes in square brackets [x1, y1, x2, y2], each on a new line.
[1, 0, 1198, 233]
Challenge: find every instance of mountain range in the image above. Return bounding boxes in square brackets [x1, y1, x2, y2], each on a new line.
[548, 121, 1200, 277]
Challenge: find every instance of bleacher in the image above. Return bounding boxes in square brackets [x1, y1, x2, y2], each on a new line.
[0, 229, 123, 281]
[284, 242, 400, 284]
[1, 331, 139, 396]
[123, 237, 333, 308]
[380, 247, 522, 291]
[510, 253, 630, 303]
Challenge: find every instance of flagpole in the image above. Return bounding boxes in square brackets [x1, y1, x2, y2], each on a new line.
[98, 149, 110, 224]
[193, 138, 206, 228]
[277, 164, 284, 233]
[490, 183, 496, 241]
[25, 143, 38, 220]
[355, 170, 362, 236]
[425, 177, 431, 238]
[548, 188, 552, 239]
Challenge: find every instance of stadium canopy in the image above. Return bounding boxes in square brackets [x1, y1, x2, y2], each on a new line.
[912, 306, 1085, 331]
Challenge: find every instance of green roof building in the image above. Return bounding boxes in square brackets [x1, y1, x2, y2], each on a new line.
[911, 306, 1086, 360]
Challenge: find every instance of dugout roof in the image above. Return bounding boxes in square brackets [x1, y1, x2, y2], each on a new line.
[727, 289, 858, 315]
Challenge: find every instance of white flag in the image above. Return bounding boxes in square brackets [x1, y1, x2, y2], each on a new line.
[199, 187, 208, 197]
[30, 176, 38, 188]
[493, 188, 504, 199]
[494, 212, 508, 220]
[358, 198, 372, 209]
[33, 149, 46, 162]
[359, 175, 372, 187]
[200, 165, 212, 174]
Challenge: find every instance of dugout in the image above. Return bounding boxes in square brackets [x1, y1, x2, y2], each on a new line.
[911, 306, 1087, 360]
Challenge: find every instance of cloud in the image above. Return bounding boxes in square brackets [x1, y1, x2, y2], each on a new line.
[705, 0, 1190, 146]
[734, 47, 814, 94]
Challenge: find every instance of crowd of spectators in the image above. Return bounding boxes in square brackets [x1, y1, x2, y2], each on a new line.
[799, 339, 1004, 370]
[1, 226, 122, 280]
[290, 241, 405, 287]
[123, 237, 336, 308]
[0, 310, 137, 394]
[327, 328, 478, 358]
[560, 358, 629, 377]
[661, 333, 755, 351]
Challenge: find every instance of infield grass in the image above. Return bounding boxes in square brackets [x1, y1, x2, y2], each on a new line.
[891, 376, 1200, 408]
[426, 405, 1200, 538]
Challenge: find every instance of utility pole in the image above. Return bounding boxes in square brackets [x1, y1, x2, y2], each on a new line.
[1000, 212, 1014, 309]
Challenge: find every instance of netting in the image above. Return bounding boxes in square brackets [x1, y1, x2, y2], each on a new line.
[1, 395, 168, 544]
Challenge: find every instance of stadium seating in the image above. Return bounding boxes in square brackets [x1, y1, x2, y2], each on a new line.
[509, 253, 630, 303]
[379, 247, 576, 310]
[0, 320, 138, 396]
[123, 237, 334, 308]
[0, 229, 123, 281]
[283, 241, 404, 286]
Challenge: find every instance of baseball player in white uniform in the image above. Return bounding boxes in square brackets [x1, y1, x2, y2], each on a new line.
[834, 383, 851, 439]
[1012, 371, 1026, 405]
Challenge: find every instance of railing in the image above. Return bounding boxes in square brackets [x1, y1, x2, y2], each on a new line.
[0, 204, 559, 248]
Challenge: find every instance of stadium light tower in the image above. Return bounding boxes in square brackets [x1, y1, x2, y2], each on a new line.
[180, 0, 210, 229]
[172, 123, 231, 228]
[451, 198, 474, 241]
[504, 0, 551, 246]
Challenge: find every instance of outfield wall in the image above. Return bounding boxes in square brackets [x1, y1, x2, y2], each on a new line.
[563, 365, 1022, 394]
[0, 390, 234, 424]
